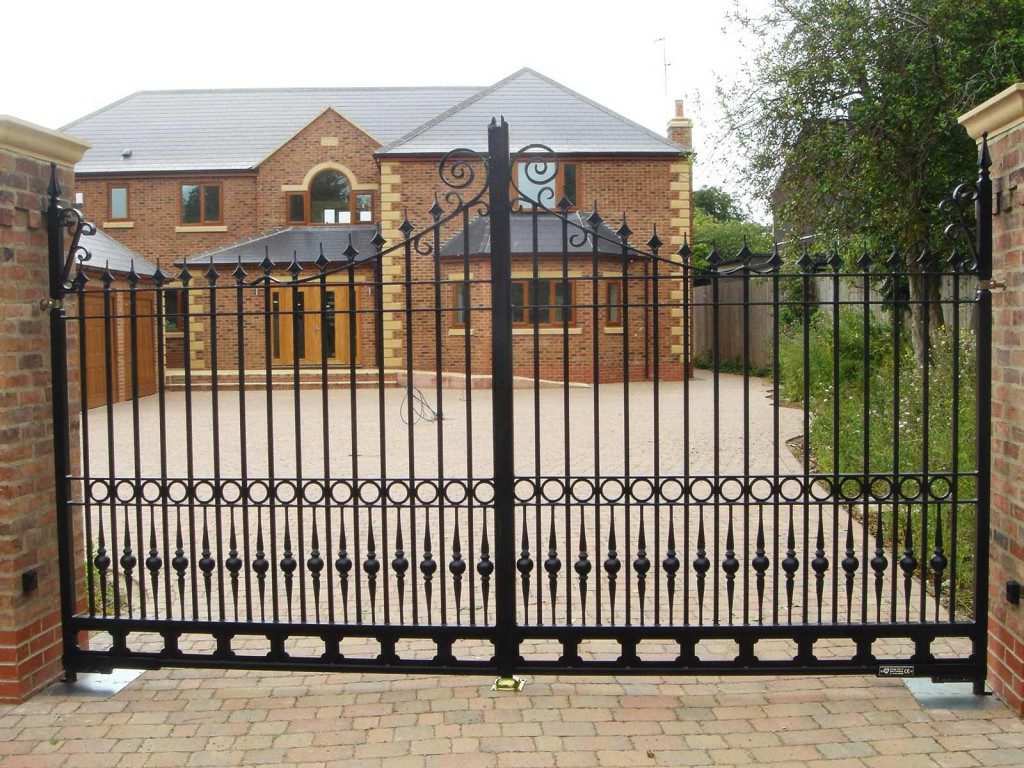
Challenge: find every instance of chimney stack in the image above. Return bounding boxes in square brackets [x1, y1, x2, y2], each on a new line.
[667, 99, 693, 150]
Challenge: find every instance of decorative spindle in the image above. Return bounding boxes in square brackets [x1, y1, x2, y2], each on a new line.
[752, 507, 769, 623]
[146, 525, 162, 620]
[393, 520, 409, 623]
[544, 507, 561, 625]
[871, 507, 888, 622]
[199, 523, 214, 619]
[226, 515, 242, 620]
[449, 516, 466, 624]
[899, 509, 917, 620]
[120, 522, 136, 617]
[633, 514, 650, 621]
[307, 524, 324, 623]
[663, 507, 680, 620]
[477, 517, 493, 624]
[604, 516, 620, 622]
[280, 521, 297, 622]
[421, 522, 437, 624]
[693, 511, 711, 624]
[781, 512, 799, 623]
[722, 515, 739, 624]
[172, 524, 188, 616]
[842, 519, 859, 620]
[253, 518, 269, 622]
[517, 512, 534, 624]
[931, 510, 948, 619]
[811, 511, 829, 622]
[337, 502, 351, 623]
[95, 526, 111, 617]
[574, 507, 591, 623]
[364, 511, 379, 623]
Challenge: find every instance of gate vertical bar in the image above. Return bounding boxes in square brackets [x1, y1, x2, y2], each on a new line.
[46, 166, 79, 682]
[488, 118, 518, 677]
[972, 134, 992, 695]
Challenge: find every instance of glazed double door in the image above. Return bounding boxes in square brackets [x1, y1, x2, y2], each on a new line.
[270, 283, 357, 366]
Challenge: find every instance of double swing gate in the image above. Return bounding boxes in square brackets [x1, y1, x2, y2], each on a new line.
[49, 120, 992, 688]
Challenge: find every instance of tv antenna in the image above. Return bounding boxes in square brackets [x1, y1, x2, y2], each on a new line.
[653, 38, 671, 100]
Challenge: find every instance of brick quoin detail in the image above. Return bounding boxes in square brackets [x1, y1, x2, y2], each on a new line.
[961, 84, 1024, 715]
[0, 117, 89, 703]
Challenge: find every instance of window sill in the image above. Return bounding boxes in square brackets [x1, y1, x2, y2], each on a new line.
[102, 221, 134, 229]
[511, 327, 582, 336]
[603, 326, 623, 335]
[448, 327, 476, 336]
[164, 331, 185, 338]
[175, 225, 228, 233]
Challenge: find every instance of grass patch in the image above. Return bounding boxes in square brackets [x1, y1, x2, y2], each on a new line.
[778, 308, 978, 614]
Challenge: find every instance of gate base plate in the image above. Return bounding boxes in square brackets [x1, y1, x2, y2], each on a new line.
[491, 676, 526, 693]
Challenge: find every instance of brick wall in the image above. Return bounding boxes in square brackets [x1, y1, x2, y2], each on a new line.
[960, 84, 1024, 714]
[0, 117, 89, 703]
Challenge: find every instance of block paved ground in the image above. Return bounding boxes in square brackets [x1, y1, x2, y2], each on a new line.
[2, 667, 1023, 768]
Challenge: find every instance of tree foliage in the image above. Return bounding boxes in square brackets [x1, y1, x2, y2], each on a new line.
[720, 0, 1024, 248]
[692, 208, 774, 263]
[694, 185, 745, 221]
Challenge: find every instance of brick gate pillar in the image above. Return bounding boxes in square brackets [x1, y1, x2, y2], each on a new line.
[0, 116, 89, 703]
[960, 83, 1024, 714]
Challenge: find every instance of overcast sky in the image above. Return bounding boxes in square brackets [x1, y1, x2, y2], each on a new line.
[4, 0, 770, 212]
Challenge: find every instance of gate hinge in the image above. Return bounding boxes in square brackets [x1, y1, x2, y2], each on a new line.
[40, 298, 64, 311]
[980, 277, 1005, 291]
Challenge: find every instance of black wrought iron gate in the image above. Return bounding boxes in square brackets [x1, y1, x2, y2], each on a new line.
[49, 120, 992, 688]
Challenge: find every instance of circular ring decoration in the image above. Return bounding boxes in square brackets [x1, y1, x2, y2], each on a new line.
[689, 478, 714, 504]
[779, 477, 804, 502]
[659, 477, 684, 504]
[898, 476, 923, 501]
[302, 480, 325, 506]
[194, 480, 216, 505]
[599, 477, 625, 504]
[89, 479, 110, 504]
[630, 478, 655, 504]
[809, 477, 834, 502]
[570, 478, 595, 504]
[749, 477, 775, 503]
[220, 480, 243, 506]
[514, 478, 536, 504]
[274, 480, 298, 506]
[541, 478, 564, 504]
[328, 480, 352, 506]
[167, 479, 190, 505]
[385, 480, 410, 506]
[357, 480, 381, 506]
[929, 475, 952, 501]
[839, 476, 863, 502]
[141, 479, 163, 505]
[443, 480, 468, 506]
[719, 477, 744, 504]
[248, 480, 270, 506]
[869, 475, 893, 501]
[414, 480, 439, 506]
[115, 479, 137, 504]
[473, 479, 495, 505]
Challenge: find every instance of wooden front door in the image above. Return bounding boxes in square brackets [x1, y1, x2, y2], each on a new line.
[270, 283, 356, 366]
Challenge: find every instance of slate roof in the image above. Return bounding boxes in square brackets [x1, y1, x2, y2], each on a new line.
[382, 69, 682, 156]
[79, 229, 157, 276]
[64, 68, 682, 174]
[182, 226, 380, 267]
[63, 87, 478, 173]
[440, 213, 623, 257]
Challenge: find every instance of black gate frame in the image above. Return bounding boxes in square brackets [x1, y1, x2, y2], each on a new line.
[47, 120, 993, 689]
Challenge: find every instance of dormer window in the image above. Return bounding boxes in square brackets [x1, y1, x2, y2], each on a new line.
[515, 161, 579, 210]
[287, 170, 374, 225]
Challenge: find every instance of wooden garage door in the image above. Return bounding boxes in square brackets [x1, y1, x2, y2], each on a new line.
[82, 292, 114, 408]
[124, 293, 157, 399]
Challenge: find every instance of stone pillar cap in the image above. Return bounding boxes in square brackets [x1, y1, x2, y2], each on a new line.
[958, 83, 1024, 140]
[0, 115, 90, 166]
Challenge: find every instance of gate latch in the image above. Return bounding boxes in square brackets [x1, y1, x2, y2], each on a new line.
[40, 298, 64, 312]
[980, 277, 1006, 291]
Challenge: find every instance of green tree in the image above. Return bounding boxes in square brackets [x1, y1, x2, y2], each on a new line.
[719, 0, 1024, 356]
[692, 208, 774, 264]
[694, 185, 745, 221]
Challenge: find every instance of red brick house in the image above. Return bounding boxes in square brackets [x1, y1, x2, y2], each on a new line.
[65, 68, 694, 384]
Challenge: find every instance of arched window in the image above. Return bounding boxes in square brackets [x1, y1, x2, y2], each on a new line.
[310, 170, 352, 224]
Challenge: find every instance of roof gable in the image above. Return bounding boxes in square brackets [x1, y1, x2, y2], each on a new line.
[379, 68, 681, 156]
